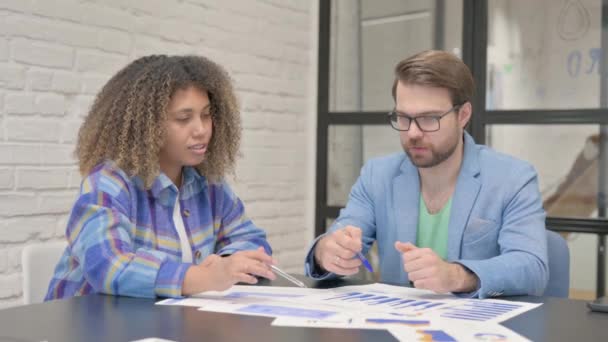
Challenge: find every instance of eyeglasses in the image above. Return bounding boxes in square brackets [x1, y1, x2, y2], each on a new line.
[388, 104, 462, 132]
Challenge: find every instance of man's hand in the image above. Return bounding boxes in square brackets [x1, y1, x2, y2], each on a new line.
[395, 241, 478, 293]
[182, 247, 276, 295]
[313, 225, 363, 276]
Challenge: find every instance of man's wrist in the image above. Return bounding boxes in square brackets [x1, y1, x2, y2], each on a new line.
[451, 263, 478, 293]
[313, 236, 333, 274]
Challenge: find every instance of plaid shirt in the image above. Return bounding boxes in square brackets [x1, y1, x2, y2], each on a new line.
[45, 161, 271, 300]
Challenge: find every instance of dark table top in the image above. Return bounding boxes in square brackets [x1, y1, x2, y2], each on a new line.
[0, 277, 606, 342]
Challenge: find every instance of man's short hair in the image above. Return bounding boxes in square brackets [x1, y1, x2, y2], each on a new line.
[392, 50, 475, 106]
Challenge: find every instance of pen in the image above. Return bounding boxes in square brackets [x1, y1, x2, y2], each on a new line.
[356, 252, 374, 272]
[270, 265, 308, 288]
[333, 221, 373, 273]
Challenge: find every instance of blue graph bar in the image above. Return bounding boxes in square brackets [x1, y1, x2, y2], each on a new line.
[441, 313, 488, 321]
[237, 304, 337, 319]
[370, 297, 402, 305]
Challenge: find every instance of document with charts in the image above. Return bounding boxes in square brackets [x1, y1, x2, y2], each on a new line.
[156, 283, 540, 341]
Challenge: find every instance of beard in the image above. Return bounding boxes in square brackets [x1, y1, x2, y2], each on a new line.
[404, 134, 460, 168]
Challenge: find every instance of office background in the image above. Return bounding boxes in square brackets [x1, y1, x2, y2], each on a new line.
[0, 0, 606, 309]
[317, 0, 607, 301]
[0, 0, 319, 308]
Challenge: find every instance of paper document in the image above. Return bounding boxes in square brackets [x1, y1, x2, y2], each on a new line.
[156, 283, 540, 341]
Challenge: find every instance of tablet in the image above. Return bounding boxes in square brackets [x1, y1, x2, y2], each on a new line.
[587, 296, 608, 313]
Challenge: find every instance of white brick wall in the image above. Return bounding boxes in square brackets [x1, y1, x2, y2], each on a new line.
[0, 0, 318, 307]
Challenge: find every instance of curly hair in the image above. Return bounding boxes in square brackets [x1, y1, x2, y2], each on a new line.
[76, 55, 241, 187]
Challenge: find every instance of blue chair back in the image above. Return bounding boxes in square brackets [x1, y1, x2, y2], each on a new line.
[545, 230, 570, 298]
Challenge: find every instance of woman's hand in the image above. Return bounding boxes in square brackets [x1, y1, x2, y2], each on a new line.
[182, 247, 276, 295]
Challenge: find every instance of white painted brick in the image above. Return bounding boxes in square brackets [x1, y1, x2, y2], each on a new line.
[246, 200, 303, 218]
[194, 7, 229, 31]
[97, 29, 131, 54]
[0, 12, 5, 35]
[5, 93, 36, 115]
[69, 95, 95, 117]
[246, 93, 302, 114]
[0, 65, 26, 90]
[60, 120, 82, 144]
[281, 46, 309, 65]
[128, 0, 175, 17]
[81, 4, 133, 30]
[5, 15, 98, 49]
[235, 74, 287, 95]
[51, 71, 80, 94]
[30, 0, 82, 22]
[55, 214, 70, 238]
[0, 144, 41, 165]
[38, 191, 77, 215]
[0, 274, 22, 298]
[41, 144, 77, 165]
[241, 131, 299, 149]
[0, 216, 57, 242]
[0, 249, 8, 273]
[211, 1, 263, 19]
[12, 39, 74, 69]
[289, 0, 311, 13]
[264, 113, 299, 132]
[133, 16, 195, 44]
[75, 50, 127, 74]
[27, 69, 53, 91]
[81, 75, 108, 95]
[16, 167, 71, 190]
[0, 37, 7, 61]
[68, 168, 82, 188]
[0, 298, 23, 310]
[273, 249, 305, 272]
[0, 0, 32, 13]
[86, 0, 127, 8]
[7, 247, 21, 271]
[269, 232, 307, 250]
[132, 36, 192, 57]
[229, 55, 281, 78]
[0, 168, 14, 190]
[238, 182, 300, 202]
[214, 10, 259, 35]
[5, 119, 61, 142]
[176, 2, 208, 23]
[241, 112, 267, 130]
[0, 194, 39, 216]
[36, 94, 67, 116]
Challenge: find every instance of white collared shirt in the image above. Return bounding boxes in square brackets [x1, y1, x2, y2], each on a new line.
[172, 193, 193, 263]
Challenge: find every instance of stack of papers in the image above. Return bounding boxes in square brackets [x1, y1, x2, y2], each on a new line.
[157, 283, 538, 341]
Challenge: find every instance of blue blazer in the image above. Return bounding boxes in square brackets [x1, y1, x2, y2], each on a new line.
[306, 133, 548, 298]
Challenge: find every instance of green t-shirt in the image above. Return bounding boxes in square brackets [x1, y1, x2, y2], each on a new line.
[416, 195, 452, 259]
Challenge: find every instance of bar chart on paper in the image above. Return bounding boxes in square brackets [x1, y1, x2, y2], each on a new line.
[317, 291, 450, 315]
[439, 299, 529, 322]
[285, 284, 541, 324]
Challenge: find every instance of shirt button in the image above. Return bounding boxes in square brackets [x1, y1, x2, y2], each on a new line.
[195, 250, 201, 259]
[183, 209, 190, 217]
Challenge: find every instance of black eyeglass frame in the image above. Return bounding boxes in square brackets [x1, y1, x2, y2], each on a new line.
[387, 104, 463, 132]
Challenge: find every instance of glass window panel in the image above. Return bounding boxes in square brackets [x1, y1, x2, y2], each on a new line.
[327, 124, 402, 206]
[493, 126, 607, 297]
[329, 0, 463, 112]
[487, 124, 601, 219]
[487, 0, 605, 110]
[566, 233, 603, 299]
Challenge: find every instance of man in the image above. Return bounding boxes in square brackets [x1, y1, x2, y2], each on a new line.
[305, 50, 548, 298]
